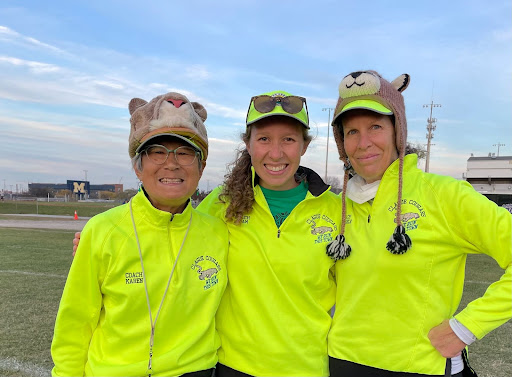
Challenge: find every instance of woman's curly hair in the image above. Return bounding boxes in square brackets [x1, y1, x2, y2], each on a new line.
[219, 119, 312, 224]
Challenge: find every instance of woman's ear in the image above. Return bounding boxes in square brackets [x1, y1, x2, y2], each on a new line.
[301, 139, 311, 156]
[133, 162, 143, 181]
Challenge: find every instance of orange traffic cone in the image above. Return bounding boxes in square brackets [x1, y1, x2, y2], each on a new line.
[74, 210, 78, 220]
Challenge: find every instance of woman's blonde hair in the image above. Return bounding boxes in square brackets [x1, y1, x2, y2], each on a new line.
[219, 117, 312, 224]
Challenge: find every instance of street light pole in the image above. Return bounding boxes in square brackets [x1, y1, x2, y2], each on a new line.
[322, 107, 334, 182]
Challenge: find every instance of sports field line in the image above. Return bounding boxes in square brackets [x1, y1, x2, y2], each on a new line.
[465, 280, 493, 285]
[0, 270, 66, 279]
[0, 356, 50, 377]
[4, 244, 73, 253]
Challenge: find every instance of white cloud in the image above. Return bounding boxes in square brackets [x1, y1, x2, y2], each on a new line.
[202, 101, 245, 119]
[93, 80, 124, 90]
[0, 55, 61, 73]
[185, 65, 210, 80]
[0, 25, 71, 57]
[492, 28, 512, 41]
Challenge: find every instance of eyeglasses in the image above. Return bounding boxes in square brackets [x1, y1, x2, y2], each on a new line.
[250, 95, 307, 114]
[143, 144, 199, 166]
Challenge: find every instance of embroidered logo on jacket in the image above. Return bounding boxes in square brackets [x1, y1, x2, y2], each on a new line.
[394, 212, 420, 223]
[394, 212, 420, 231]
[191, 255, 222, 290]
[306, 214, 338, 244]
[387, 198, 427, 232]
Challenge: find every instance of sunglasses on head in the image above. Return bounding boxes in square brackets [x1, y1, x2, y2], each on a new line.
[251, 95, 307, 114]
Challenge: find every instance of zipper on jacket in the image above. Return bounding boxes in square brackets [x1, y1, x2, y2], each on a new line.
[170, 213, 175, 222]
[366, 200, 374, 225]
[275, 191, 315, 239]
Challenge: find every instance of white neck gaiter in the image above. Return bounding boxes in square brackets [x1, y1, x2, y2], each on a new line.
[346, 174, 380, 204]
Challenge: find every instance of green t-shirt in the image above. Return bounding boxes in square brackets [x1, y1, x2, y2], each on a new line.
[260, 181, 308, 227]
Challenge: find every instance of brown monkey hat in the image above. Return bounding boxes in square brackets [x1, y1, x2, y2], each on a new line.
[326, 70, 412, 261]
[128, 92, 208, 160]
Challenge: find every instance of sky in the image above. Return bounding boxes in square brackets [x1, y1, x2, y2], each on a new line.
[0, 0, 511, 193]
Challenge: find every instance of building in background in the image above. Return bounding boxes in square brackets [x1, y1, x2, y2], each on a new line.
[464, 154, 512, 206]
[28, 181, 123, 200]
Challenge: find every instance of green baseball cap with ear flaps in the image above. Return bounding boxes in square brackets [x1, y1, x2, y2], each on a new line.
[246, 90, 309, 129]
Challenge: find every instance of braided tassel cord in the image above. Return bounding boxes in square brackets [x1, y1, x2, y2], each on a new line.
[326, 234, 352, 261]
[386, 225, 412, 254]
[326, 164, 351, 261]
[386, 156, 412, 254]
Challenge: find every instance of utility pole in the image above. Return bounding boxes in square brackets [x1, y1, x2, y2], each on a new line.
[493, 142, 505, 156]
[423, 101, 441, 172]
[83, 170, 88, 200]
[322, 107, 334, 182]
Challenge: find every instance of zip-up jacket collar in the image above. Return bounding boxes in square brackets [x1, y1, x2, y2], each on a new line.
[134, 187, 193, 228]
[250, 165, 330, 197]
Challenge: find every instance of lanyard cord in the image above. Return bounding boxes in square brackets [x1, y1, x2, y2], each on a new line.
[129, 198, 193, 377]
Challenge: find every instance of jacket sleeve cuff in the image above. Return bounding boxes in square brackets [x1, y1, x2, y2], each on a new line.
[449, 317, 476, 345]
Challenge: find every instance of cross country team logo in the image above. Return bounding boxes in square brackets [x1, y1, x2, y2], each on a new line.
[191, 255, 222, 290]
[306, 214, 338, 244]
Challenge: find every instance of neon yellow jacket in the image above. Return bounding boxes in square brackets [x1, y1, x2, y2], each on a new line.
[328, 155, 512, 375]
[51, 190, 228, 376]
[198, 167, 339, 376]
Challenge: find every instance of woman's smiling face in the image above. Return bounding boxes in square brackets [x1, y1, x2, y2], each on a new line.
[246, 117, 310, 191]
[342, 110, 398, 184]
[135, 137, 204, 213]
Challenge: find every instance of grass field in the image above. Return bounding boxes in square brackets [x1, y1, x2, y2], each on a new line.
[0, 227, 73, 377]
[0, 226, 510, 376]
[0, 200, 118, 217]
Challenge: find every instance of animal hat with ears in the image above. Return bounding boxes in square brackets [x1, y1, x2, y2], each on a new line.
[128, 92, 209, 160]
[326, 70, 412, 261]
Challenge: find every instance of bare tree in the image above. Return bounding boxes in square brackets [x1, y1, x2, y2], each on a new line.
[115, 189, 138, 202]
[405, 142, 427, 161]
[326, 176, 342, 194]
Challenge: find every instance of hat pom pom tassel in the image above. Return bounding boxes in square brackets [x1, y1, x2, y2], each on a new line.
[386, 225, 412, 254]
[326, 234, 352, 261]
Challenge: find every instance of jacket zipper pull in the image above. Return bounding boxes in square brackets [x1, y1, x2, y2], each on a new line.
[368, 214, 371, 223]
[277, 229, 281, 238]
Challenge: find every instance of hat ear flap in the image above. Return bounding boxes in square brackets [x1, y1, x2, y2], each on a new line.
[391, 74, 410, 92]
[129, 98, 148, 115]
[191, 102, 207, 121]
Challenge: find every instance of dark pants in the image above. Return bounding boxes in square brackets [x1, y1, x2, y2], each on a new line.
[216, 355, 476, 377]
[182, 368, 215, 377]
[215, 363, 253, 377]
[329, 357, 470, 377]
